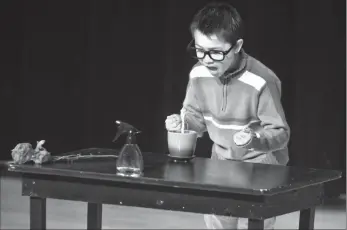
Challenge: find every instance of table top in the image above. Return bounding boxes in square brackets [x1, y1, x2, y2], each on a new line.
[7, 148, 341, 196]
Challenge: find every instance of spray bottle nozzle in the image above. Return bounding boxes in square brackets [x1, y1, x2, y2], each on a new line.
[112, 120, 141, 144]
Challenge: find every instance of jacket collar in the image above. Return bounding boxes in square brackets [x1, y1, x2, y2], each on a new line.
[220, 49, 248, 80]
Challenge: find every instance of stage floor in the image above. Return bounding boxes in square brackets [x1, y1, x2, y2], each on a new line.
[1, 175, 345, 229]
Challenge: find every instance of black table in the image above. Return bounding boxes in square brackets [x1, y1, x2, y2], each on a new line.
[7, 148, 341, 230]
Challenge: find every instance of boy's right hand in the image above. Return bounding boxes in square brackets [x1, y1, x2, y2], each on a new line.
[165, 114, 182, 131]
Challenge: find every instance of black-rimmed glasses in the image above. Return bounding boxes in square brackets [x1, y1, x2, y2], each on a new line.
[186, 40, 233, 61]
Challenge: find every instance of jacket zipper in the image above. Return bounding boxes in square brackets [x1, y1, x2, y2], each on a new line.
[221, 78, 227, 111]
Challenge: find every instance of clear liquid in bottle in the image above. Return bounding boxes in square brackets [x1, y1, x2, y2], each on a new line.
[116, 144, 143, 177]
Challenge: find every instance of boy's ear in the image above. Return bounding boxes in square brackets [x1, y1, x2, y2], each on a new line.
[234, 39, 243, 53]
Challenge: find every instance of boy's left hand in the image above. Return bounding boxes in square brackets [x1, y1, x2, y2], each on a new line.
[233, 128, 254, 146]
[233, 121, 260, 147]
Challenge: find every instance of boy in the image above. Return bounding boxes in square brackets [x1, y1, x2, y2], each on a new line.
[165, 2, 290, 229]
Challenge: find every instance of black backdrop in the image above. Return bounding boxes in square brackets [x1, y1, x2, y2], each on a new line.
[0, 0, 345, 194]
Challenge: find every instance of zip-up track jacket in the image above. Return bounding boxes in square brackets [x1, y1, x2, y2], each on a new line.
[181, 50, 290, 165]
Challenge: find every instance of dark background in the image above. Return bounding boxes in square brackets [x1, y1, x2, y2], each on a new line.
[0, 0, 345, 195]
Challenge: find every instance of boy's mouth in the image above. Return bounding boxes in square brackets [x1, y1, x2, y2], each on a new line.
[206, 66, 218, 71]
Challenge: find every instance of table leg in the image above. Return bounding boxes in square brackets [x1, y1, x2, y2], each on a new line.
[248, 219, 264, 230]
[299, 207, 315, 230]
[87, 202, 102, 230]
[30, 197, 46, 230]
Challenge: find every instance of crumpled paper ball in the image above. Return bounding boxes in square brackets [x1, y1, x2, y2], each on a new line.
[11, 143, 36, 164]
[11, 140, 51, 164]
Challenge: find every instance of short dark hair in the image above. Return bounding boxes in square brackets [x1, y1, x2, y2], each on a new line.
[189, 2, 244, 45]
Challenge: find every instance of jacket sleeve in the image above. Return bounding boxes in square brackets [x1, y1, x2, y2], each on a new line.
[244, 79, 290, 152]
[181, 78, 207, 136]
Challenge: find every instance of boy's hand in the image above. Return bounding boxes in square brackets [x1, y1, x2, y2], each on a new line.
[233, 128, 254, 147]
[233, 120, 261, 147]
[165, 114, 182, 131]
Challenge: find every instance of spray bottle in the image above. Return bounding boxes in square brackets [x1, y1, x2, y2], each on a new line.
[113, 120, 143, 177]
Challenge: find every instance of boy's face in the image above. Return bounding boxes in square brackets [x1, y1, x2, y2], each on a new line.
[193, 30, 243, 77]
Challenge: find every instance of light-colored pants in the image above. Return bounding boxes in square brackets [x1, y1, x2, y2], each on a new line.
[204, 151, 278, 229]
[204, 214, 276, 229]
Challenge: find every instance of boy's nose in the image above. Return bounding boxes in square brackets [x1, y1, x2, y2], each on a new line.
[203, 55, 214, 64]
